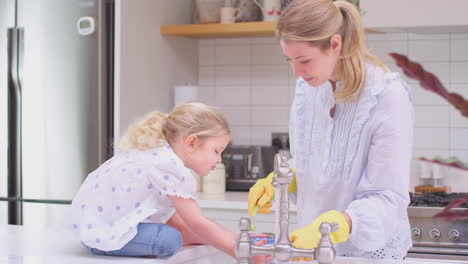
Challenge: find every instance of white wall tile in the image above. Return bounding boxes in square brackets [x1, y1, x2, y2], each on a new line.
[215, 38, 250, 45]
[421, 62, 451, 84]
[409, 83, 448, 106]
[251, 126, 288, 146]
[451, 83, 468, 94]
[450, 39, 468, 61]
[230, 126, 251, 145]
[451, 62, 468, 83]
[414, 127, 450, 149]
[408, 33, 450, 40]
[251, 37, 278, 44]
[450, 33, 468, 40]
[289, 84, 296, 105]
[449, 150, 468, 163]
[199, 39, 215, 45]
[367, 40, 408, 63]
[408, 40, 450, 61]
[216, 85, 250, 106]
[215, 65, 250, 86]
[215, 45, 250, 65]
[251, 106, 289, 126]
[288, 68, 297, 105]
[197, 33, 468, 155]
[221, 107, 251, 126]
[414, 106, 450, 127]
[198, 85, 215, 104]
[198, 66, 215, 86]
[251, 85, 289, 105]
[450, 128, 468, 150]
[401, 62, 449, 92]
[287, 67, 296, 82]
[366, 32, 407, 41]
[251, 44, 287, 65]
[251, 65, 289, 85]
[444, 168, 468, 193]
[412, 149, 450, 159]
[199, 45, 215, 66]
[450, 108, 468, 128]
[386, 62, 413, 85]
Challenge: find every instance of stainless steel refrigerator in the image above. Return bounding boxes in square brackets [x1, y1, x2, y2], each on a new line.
[0, 0, 114, 225]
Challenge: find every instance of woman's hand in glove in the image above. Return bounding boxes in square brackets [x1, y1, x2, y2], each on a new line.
[289, 210, 351, 250]
[248, 169, 297, 216]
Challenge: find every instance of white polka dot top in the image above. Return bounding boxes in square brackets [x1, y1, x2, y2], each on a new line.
[68, 142, 196, 251]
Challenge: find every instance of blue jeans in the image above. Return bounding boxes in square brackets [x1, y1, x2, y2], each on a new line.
[86, 223, 183, 259]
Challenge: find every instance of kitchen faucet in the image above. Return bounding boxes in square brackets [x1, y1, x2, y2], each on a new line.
[235, 153, 338, 264]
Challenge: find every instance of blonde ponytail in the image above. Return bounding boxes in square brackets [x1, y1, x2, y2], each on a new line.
[118, 102, 230, 152]
[277, 0, 389, 102]
[119, 111, 168, 152]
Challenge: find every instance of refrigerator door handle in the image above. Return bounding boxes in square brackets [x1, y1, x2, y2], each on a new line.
[7, 27, 23, 225]
[17, 28, 24, 92]
[7, 28, 20, 92]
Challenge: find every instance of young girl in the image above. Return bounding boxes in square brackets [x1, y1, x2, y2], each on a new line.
[69, 102, 269, 261]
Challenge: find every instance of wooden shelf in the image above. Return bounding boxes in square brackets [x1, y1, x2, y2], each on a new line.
[160, 21, 277, 38]
[161, 21, 380, 38]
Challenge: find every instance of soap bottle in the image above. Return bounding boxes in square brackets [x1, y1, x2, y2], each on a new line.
[202, 163, 226, 195]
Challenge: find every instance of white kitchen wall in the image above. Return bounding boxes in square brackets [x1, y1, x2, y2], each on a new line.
[197, 33, 468, 190]
[366, 33, 468, 162]
[117, 0, 198, 140]
[198, 37, 294, 146]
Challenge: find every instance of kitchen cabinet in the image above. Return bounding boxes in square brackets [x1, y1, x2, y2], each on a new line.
[360, 0, 468, 33]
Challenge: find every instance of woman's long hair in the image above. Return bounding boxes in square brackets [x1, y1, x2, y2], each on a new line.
[277, 0, 389, 101]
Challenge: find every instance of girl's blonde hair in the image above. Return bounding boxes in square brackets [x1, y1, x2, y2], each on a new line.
[277, 0, 389, 102]
[119, 102, 230, 152]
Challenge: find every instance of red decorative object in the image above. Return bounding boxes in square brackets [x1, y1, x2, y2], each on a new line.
[389, 52, 468, 118]
[434, 195, 468, 221]
[388, 53, 449, 99]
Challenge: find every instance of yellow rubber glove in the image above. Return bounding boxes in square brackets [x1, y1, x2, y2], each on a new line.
[289, 210, 350, 250]
[248, 169, 297, 216]
[249, 202, 273, 231]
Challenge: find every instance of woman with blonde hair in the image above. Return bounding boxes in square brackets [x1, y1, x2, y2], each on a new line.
[248, 0, 414, 260]
[69, 102, 271, 262]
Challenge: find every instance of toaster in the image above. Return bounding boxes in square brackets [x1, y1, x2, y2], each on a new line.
[222, 145, 276, 191]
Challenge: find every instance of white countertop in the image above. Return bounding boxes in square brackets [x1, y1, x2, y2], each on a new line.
[0, 224, 222, 264]
[196, 191, 297, 212]
[1, 224, 466, 264]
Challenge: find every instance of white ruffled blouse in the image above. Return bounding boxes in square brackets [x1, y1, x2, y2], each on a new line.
[289, 63, 414, 259]
[68, 143, 196, 251]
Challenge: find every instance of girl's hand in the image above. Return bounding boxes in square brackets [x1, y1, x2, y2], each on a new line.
[250, 237, 274, 264]
[251, 254, 274, 264]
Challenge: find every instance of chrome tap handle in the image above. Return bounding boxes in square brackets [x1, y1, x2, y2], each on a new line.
[235, 218, 252, 264]
[315, 222, 337, 264]
[251, 244, 275, 256]
[290, 247, 316, 259]
[271, 154, 293, 259]
[235, 153, 337, 264]
[272, 154, 293, 186]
